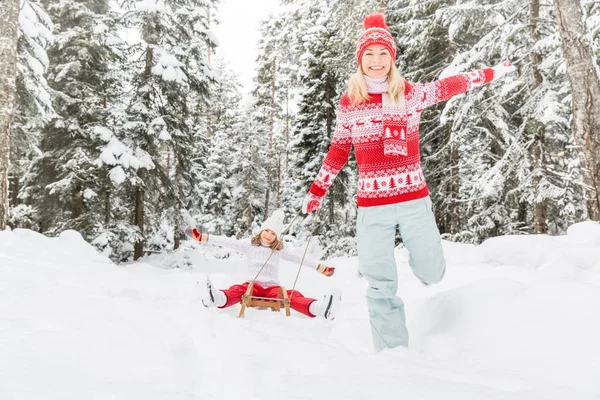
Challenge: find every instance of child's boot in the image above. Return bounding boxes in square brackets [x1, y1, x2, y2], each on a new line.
[199, 276, 226, 307]
[310, 288, 341, 320]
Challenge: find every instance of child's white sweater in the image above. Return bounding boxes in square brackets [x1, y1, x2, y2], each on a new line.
[208, 235, 321, 288]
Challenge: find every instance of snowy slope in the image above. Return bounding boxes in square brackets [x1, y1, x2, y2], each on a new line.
[1, 223, 599, 399]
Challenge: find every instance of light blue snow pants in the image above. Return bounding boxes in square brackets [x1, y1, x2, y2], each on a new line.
[356, 196, 446, 351]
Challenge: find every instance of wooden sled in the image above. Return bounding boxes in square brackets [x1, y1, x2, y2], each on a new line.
[238, 282, 291, 318]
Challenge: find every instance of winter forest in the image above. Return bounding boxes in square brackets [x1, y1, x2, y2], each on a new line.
[1, 0, 600, 262]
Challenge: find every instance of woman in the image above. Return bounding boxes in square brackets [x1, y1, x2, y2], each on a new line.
[301, 13, 515, 350]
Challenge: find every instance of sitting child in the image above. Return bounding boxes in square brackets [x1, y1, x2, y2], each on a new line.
[186, 209, 341, 320]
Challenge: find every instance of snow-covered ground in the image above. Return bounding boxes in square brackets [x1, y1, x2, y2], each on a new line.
[1, 222, 600, 399]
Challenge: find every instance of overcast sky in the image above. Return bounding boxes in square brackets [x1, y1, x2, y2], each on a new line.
[213, 0, 281, 95]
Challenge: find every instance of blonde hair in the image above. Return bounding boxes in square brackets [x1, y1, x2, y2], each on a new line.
[251, 231, 283, 251]
[348, 61, 405, 105]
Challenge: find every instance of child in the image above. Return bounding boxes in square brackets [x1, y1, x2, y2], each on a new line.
[186, 209, 341, 320]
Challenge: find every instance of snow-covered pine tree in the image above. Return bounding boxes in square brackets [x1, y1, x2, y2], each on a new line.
[432, 0, 533, 241]
[162, 0, 217, 251]
[287, 0, 356, 256]
[519, 0, 583, 234]
[272, 70, 296, 219]
[249, 5, 305, 229]
[229, 111, 267, 237]
[408, 0, 578, 241]
[19, 0, 126, 241]
[554, 0, 600, 222]
[9, 0, 53, 229]
[251, 15, 286, 221]
[390, 1, 556, 241]
[194, 57, 244, 236]
[0, 0, 21, 229]
[198, 129, 233, 234]
[115, 0, 217, 259]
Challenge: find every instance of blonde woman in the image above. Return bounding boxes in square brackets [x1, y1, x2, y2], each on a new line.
[301, 13, 515, 350]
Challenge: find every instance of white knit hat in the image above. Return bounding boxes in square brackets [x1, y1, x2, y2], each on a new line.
[260, 209, 285, 238]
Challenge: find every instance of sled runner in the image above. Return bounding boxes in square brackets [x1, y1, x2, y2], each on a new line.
[238, 282, 291, 318]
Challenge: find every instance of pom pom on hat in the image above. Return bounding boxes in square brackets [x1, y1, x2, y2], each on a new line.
[260, 209, 285, 238]
[355, 12, 397, 63]
[363, 13, 389, 30]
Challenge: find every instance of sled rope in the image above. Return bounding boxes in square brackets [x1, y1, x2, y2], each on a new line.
[249, 209, 303, 283]
[250, 208, 320, 300]
[288, 208, 320, 300]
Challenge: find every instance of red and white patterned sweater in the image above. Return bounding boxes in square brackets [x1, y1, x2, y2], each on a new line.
[309, 68, 496, 207]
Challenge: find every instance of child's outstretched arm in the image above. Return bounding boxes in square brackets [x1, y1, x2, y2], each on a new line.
[185, 228, 252, 255]
[279, 248, 335, 277]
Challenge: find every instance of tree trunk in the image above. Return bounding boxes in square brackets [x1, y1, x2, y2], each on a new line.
[530, 0, 548, 233]
[264, 66, 276, 219]
[325, 74, 335, 225]
[285, 85, 289, 172]
[554, 0, 600, 221]
[173, 183, 183, 250]
[134, 45, 154, 260]
[134, 170, 145, 260]
[449, 143, 460, 233]
[446, 30, 460, 234]
[9, 176, 18, 206]
[206, 7, 211, 63]
[0, 0, 20, 230]
[71, 183, 84, 220]
[247, 206, 253, 236]
[276, 156, 281, 208]
[104, 189, 110, 225]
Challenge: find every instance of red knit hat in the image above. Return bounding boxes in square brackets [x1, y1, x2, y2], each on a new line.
[355, 13, 397, 63]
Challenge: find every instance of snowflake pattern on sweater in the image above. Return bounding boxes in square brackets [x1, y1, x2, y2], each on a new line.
[309, 69, 495, 207]
[207, 235, 321, 288]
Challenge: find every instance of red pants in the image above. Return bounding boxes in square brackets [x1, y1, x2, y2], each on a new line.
[219, 282, 316, 317]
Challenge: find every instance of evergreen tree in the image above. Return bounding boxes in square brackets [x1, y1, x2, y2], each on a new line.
[288, 0, 353, 248]
[116, 0, 217, 259]
[429, 0, 579, 241]
[229, 111, 267, 237]
[425, 0, 531, 240]
[19, 0, 125, 240]
[251, 17, 283, 220]
[8, 0, 53, 228]
[0, 0, 22, 229]
[195, 58, 244, 236]
[250, 8, 308, 223]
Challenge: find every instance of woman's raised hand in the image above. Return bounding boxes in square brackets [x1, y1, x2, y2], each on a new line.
[492, 60, 516, 78]
[302, 192, 323, 214]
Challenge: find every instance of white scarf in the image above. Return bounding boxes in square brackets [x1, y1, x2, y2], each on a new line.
[364, 75, 408, 157]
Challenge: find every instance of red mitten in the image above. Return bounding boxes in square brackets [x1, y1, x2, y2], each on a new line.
[185, 228, 207, 243]
[317, 264, 335, 277]
[302, 192, 323, 214]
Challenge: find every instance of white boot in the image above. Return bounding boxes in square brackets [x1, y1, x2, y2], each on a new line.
[309, 288, 341, 320]
[199, 276, 226, 308]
